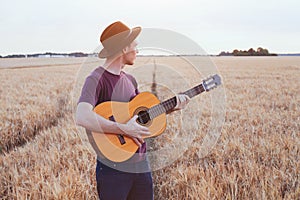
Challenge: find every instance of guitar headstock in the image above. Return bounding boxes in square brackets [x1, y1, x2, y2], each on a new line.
[203, 74, 222, 91]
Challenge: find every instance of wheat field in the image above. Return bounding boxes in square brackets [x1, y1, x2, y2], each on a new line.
[0, 56, 299, 199]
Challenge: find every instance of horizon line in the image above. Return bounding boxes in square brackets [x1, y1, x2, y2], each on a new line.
[1, 51, 300, 57]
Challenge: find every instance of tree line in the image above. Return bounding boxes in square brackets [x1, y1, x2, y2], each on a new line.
[0, 52, 92, 58]
[219, 47, 277, 56]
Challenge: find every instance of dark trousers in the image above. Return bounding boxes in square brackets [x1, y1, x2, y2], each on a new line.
[96, 159, 153, 200]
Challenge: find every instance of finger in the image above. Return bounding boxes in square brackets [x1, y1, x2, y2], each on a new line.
[137, 124, 149, 132]
[180, 95, 190, 105]
[175, 95, 180, 109]
[137, 137, 145, 144]
[185, 95, 190, 102]
[136, 136, 145, 145]
[131, 115, 139, 120]
[179, 95, 185, 103]
[177, 96, 183, 108]
[140, 130, 150, 136]
[132, 137, 142, 147]
[176, 95, 179, 102]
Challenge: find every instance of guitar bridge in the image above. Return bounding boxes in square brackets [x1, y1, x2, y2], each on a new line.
[118, 135, 126, 145]
[109, 115, 126, 145]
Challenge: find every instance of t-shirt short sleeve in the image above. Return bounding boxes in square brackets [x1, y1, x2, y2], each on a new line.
[127, 73, 140, 95]
[78, 75, 100, 107]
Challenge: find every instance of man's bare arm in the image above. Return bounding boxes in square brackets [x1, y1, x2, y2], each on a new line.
[75, 102, 150, 146]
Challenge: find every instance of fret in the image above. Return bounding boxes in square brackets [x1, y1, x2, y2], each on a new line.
[183, 84, 205, 98]
[162, 97, 176, 113]
[149, 104, 165, 119]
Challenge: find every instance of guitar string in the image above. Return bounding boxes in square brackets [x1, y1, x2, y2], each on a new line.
[147, 84, 205, 120]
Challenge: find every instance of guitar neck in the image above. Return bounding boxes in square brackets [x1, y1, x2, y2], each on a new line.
[148, 83, 206, 119]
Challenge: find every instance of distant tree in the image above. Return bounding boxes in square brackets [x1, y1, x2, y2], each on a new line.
[248, 48, 255, 56]
[232, 49, 239, 56]
[68, 52, 88, 57]
[4, 54, 26, 58]
[218, 51, 232, 56]
[261, 48, 269, 55]
[257, 47, 264, 53]
[256, 47, 269, 56]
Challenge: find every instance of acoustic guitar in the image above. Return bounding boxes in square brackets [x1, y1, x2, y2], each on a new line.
[88, 74, 221, 162]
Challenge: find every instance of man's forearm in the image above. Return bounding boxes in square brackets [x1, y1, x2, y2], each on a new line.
[76, 109, 125, 135]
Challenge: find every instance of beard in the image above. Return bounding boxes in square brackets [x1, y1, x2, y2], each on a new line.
[124, 54, 136, 65]
[125, 60, 134, 65]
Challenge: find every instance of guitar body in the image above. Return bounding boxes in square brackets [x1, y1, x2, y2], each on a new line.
[90, 92, 167, 162]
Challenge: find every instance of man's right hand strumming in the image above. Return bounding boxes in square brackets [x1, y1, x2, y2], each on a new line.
[118, 115, 150, 147]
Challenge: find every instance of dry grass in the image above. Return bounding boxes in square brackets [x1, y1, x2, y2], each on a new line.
[0, 56, 299, 199]
[0, 64, 77, 153]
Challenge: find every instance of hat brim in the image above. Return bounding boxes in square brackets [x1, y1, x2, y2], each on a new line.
[98, 27, 141, 58]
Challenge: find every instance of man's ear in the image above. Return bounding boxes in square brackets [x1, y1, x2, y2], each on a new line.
[122, 45, 130, 54]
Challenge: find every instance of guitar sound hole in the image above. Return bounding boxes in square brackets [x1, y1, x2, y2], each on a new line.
[137, 110, 150, 125]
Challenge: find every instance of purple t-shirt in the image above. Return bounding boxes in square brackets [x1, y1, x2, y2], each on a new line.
[78, 66, 146, 161]
[78, 66, 139, 106]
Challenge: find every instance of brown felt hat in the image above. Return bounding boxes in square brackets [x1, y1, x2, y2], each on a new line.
[98, 21, 141, 58]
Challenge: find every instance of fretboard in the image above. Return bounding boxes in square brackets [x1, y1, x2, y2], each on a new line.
[148, 83, 205, 119]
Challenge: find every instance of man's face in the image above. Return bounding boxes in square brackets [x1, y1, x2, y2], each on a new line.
[123, 41, 138, 65]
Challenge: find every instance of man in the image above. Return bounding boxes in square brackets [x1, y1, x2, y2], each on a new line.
[76, 21, 190, 200]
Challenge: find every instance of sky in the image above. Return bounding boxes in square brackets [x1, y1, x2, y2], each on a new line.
[0, 0, 299, 56]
